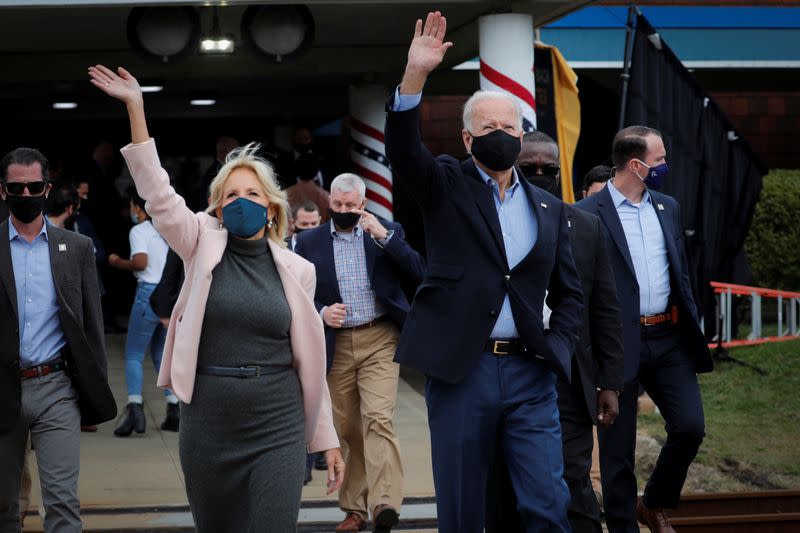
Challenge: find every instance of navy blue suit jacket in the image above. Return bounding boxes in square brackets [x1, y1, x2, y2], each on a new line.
[294, 219, 424, 369]
[576, 186, 712, 382]
[385, 103, 584, 384]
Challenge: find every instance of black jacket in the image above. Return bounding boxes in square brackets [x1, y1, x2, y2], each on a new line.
[384, 103, 584, 383]
[294, 219, 424, 369]
[0, 221, 117, 431]
[563, 204, 625, 422]
[576, 186, 712, 382]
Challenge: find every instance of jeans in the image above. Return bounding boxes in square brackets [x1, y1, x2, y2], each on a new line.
[124, 282, 168, 398]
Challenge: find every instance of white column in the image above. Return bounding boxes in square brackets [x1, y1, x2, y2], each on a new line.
[348, 84, 393, 220]
[479, 13, 537, 132]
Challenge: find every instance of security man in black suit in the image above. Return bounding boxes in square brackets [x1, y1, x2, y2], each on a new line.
[577, 126, 712, 533]
[486, 132, 625, 533]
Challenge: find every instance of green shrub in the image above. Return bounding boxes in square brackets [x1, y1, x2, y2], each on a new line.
[745, 169, 800, 291]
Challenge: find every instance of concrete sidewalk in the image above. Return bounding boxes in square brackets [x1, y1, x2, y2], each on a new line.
[21, 333, 435, 531]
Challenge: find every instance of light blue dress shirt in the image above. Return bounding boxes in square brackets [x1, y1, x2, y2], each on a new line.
[8, 221, 67, 367]
[606, 180, 671, 315]
[392, 89, 538, 338]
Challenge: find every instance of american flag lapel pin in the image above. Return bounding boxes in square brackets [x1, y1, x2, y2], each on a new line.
[58, 244, 67, 252]
[657, 203, 665, 211]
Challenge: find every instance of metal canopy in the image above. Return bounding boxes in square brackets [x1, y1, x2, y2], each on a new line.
[0, 1, 588, 119]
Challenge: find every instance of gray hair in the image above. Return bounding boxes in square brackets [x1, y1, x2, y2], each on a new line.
[462, 90, 524, 132]
[330, 173, 366, 199]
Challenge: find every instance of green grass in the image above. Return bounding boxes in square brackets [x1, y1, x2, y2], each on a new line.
[638, 339, 800, 480]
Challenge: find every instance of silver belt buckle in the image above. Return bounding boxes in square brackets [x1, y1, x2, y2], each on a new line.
[242, 365, 261, 377]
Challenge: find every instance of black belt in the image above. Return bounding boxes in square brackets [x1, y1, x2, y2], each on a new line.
[484, 339, 529, 356]
[196, 365, 289, 378]
[20, 358, 66, 380]
[343, 315, 390, 331]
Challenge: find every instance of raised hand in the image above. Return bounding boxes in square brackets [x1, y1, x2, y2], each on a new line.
[88, 64, 150, 144]
[401, 11, 453, 95]
[407, 11, 452, 75]
[88, 65, 142, 106]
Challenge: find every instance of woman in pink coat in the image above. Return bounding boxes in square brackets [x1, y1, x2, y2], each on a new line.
[89, 64, 343, 532]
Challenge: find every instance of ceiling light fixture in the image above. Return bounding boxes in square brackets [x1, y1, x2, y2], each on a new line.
[200, 6, 235, 54]
[53, 102, 78, 110]
[190, 99, 216, 106]
[140, 85, 164, 93]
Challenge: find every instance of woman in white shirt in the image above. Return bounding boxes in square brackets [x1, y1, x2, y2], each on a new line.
[108, 187, 176, 436]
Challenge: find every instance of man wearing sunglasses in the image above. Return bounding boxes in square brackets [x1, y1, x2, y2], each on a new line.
[0, 147, 117, 533]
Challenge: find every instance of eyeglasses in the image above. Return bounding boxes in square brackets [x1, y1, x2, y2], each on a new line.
[518, 164, 560, 177]
[3, 181, 48, 195]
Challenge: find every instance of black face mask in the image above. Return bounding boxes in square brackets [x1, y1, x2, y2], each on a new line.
[295, 144, 313, 155]
[5, 195, 46, 224]
[64, 211, 78, 229]
[469, 129, 521, 172]
[519, 164, 561, 196]
[526, 175, 560, 196]
[330, 210, 360, 230]
[293, 227, 307, 235]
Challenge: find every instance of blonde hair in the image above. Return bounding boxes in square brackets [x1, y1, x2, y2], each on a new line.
[206, 142, 290, 247]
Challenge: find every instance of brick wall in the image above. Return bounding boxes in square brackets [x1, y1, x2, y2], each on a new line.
[417, 92, 800, 170]
[420, 96, 469, 159]
[712, 92, 800, 169]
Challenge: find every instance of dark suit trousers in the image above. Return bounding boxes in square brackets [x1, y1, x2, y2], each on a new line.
[599, 323, 705, 533]
[485, 370, 602, 533]
[426, 353, 570, 533]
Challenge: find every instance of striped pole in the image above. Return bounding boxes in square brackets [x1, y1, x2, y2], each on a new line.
[479, 14, 537, 132]
[349, 85, 393, 221]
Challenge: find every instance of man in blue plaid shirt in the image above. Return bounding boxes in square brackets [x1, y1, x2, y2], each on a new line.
[294, 173, 424, 533]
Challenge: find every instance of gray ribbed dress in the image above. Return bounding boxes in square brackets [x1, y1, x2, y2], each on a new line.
[179, 235, 306, 533]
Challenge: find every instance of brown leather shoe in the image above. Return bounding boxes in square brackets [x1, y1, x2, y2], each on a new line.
[636, 497, 676, 533]
[372, 504, 399, 533]
[335, 512, 367, 532]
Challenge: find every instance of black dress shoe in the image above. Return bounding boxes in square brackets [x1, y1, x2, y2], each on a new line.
[160, 403, 180, 432]
[372, 504, 399, 533]
[314, 453, 328, 471]
[114, 403, 145, 437]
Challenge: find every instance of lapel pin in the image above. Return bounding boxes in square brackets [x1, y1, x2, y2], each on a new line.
[567, 220, 572, 228]
[540, 202, 548, 209]
[657, 203, 665, 211]
[58, 244, 67, 252]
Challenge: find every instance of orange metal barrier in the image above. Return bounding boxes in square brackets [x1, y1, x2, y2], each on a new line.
[709, 282, 800, 349]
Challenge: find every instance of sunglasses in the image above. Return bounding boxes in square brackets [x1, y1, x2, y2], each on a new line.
[518, 164, 560, 177]
[3, 181, 48, 195]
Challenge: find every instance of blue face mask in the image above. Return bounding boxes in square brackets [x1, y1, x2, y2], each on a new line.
[130, 212, 139, 225]
[634, 160, 668, 191]
[222, 198, 268, 238]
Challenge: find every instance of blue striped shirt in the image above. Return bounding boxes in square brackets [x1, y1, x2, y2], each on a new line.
[606, 180, 671, 315]
[8, 221, 66, 367]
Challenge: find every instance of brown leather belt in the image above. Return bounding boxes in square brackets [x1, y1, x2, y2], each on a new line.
[20, 358, 66, 380]
[345, 315, 390, 331]
[640, 306, 679, 326]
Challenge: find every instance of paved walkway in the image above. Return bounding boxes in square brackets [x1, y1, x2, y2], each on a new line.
[21, 333, 436, 531]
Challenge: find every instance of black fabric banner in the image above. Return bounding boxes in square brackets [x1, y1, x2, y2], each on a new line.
[624, 13, 766, 338]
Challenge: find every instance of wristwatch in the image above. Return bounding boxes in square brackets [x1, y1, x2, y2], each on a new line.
[375, 229, 395, 248]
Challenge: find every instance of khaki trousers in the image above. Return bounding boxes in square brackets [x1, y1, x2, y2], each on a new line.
[590, 427, 602, 497]
[328, 320, 404, 520]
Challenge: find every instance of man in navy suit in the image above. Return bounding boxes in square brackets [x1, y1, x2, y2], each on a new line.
[576, 126, 713, 533]
[384, 12, 583, 533]
[294, 173, 424, 533]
